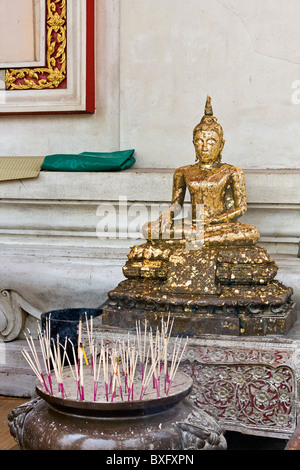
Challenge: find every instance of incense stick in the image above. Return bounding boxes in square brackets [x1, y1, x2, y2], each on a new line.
[166, 337, 188, 395]
[22, 314, 188, 404]
[85, 312, 94, 375]
[24, 329, 50, 394]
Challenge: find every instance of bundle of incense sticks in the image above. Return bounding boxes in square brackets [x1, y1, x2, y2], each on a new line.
[21, 313, 188, 403]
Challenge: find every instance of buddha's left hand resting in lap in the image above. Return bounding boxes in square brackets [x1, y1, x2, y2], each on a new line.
[106, 97, 295, 338]
[143, 96, 260, 246]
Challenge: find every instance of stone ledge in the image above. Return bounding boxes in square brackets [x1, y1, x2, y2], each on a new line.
[0, 369, 37, 398]
[0, 169, 298, 255]
[0, 168, 299, 203]
[0, 340, 41, 397]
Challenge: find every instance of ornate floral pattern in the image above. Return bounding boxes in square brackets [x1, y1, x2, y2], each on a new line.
[185, 343, 294, 367]
[184, 361, 296, 433]
[6, 0, 67, 90]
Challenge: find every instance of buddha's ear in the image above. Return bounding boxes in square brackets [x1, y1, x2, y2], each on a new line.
[219, 139, 225, 155]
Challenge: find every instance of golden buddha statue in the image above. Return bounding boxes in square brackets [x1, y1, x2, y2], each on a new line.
[102, 97, 296, 337]
[143, 96, 260, 247]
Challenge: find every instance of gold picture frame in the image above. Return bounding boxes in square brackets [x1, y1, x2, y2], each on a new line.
[0, 0, 95, 114]
[6, 0, 67, 91]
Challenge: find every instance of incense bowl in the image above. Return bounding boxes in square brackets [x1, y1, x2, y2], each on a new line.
[41, 308, 101, 359]
[8, 371, 226, 451]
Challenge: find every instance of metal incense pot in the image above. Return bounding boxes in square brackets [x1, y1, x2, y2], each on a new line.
[8, 314, 226, 451]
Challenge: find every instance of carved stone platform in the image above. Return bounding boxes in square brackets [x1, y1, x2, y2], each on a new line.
[102, 243, 296, 337]
[83, 317, 300, 440]
[101, 290, 296, 337]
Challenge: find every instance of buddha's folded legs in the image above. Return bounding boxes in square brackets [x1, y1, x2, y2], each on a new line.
[203, 222, 260, 246]
[144, 219, 260, 246]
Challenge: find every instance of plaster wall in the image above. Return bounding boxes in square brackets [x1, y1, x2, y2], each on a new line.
[0, 0, 299, 170]
[119, 0, 300, 169]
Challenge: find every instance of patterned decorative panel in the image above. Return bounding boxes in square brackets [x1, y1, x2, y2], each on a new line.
[6, 0, 67, 90]
[182, 361, 296, 434]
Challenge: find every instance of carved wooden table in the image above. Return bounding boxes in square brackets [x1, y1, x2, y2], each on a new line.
[181, 332, 300, 440]
[84, 318, 300, 440]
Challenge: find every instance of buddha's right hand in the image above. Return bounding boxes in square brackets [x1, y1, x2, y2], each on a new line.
[142, 212, 173, 239]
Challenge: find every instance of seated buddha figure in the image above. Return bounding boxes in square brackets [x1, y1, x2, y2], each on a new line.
[105, 97, 294, 337]
[142, 97, 260, 247]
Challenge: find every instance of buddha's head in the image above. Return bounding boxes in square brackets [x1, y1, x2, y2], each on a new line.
[193, 96, 225, 166]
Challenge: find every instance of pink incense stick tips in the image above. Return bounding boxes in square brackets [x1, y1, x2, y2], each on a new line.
[22, 313, 188, 405]
[157, 378, 160, 398]
[90, 354, 94, 375]
[48, 374, 53, 395]
[41, 373, 50, 394]
[94, 381, 99, 401]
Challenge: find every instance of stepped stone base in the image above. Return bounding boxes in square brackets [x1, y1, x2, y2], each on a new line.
[101, 280, 296, 336]
[102, 242, 296, 337]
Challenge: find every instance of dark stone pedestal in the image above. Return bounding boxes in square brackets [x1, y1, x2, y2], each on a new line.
[101, 242, 296, 337]
[101, 281, 296, 337]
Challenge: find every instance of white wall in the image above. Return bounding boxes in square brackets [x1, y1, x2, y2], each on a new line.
[119, 0, 300, 169]
[0, 0, 120, 156]
[0, 0, 300, 170]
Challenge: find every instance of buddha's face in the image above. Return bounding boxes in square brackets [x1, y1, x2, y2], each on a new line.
[193, 130, 224, 166]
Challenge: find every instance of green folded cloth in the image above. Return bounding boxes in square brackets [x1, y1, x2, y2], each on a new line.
[41, 150, 135, 172]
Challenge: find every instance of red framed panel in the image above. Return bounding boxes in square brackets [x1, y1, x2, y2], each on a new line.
[0, 0, 95, 114]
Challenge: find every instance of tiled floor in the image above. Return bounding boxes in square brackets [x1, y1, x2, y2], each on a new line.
[0, 396, 27, 450]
